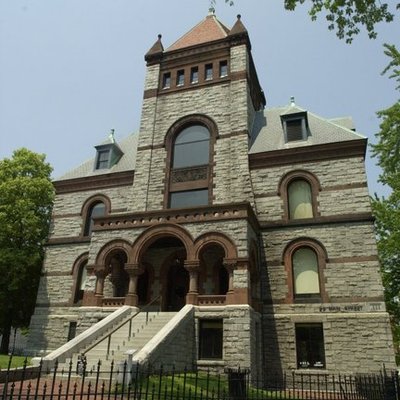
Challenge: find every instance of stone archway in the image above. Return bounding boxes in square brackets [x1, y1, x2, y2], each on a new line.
[131, 224, 194, 310]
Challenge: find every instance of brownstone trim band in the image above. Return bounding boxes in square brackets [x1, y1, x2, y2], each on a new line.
[249, 139, 367, 169]
[41, 271, 71, 277]
[219, 129, 249, 139]
[254, 181, 368, 199]
[268, 254, 379, 267]
[260, 212, 374, 229]
[35, 302, 69, 308]
[230, 71, 247, 81]
[52, 213, 81, 219]
[54, 171, 134, 194]
[46, 237, 91, 246]
[329, 255, 379, 263]
[143, 88, 158, 99]
[137, 143, 165, 152]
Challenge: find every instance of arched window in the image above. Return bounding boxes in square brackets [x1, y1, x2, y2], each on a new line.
[288, 179, 313, 219]
[292, 247, 320, 297]
[84, 202, 106, 236]
[283, 239, 328, 303]
[173, 125, 210, 168]
[71, 257, 88, 305]
[278, 170, 321, 221]
[165, 116, 217, 209]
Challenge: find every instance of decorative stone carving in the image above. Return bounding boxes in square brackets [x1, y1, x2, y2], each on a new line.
[171, 166, 208, 183]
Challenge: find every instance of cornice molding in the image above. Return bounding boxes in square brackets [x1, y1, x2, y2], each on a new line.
[249, 139, 367, 169]
[54, 170, 134, 194]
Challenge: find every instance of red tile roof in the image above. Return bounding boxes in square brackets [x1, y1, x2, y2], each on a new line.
[167, 14, 230, 52]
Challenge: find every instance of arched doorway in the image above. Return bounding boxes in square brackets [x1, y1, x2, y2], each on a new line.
[140, 236, 189, 311]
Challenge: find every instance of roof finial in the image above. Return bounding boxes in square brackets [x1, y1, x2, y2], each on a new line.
[290, 96, 295, 106]
[208, 0, 215, 15]
[109, 128, 115, 143]
[157, 34, 162, 40]
[237, 14, 241, 20]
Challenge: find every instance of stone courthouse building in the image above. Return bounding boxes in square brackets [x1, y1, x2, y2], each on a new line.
[28, 12, 395, 374]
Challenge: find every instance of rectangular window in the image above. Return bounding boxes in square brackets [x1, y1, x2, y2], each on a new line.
[170, 189, 208, 209]
[162, 72, 171, 89]
[285, 119, 306, 142]
[199, 319, 223, 359]
[219, 60, 228, 77]
[67, 321, 77, 341]
[96, 150, 110, 169]
[190, 67, 199, 84]
[176, 70, 185, 86]
[205, 63, 213, 80]
[296, 324, 325, 369]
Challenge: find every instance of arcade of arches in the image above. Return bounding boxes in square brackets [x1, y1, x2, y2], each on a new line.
[82, 225, 260, 311]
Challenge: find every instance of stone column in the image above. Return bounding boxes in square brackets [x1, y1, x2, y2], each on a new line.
[125, 263, 143, 307]
[224, 259, 237, 305]
[184, 260, 200, 305]
[94, 265, 107, 306]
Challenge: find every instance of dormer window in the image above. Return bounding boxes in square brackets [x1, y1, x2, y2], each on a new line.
[96, 150, 110, 169]
[282, 112, 309, 143]
[94, 137, 123, 171]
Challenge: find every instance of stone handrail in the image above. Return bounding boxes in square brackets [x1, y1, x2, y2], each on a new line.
[31, 305, 134, 369]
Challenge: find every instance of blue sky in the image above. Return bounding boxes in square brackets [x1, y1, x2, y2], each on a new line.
[0, 1, 399, 196]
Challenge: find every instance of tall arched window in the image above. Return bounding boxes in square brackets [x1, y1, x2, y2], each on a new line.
[292, 247, 320, 297]
[74, 260, 88, 303]
[84, 202, 106, 236]
[278, 170, 321, 221]
[165, 116, 217, 209]
[288, 179, 313, 219]
[284, 238, 328, 303]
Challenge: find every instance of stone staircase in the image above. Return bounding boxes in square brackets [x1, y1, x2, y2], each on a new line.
[62, 311, 177, 372]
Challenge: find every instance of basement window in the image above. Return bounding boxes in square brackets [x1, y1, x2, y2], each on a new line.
[199, 319, 223, 359]
[296, 323, 325, 369]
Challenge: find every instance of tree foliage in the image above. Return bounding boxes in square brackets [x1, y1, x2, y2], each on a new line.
[371, 45, 400, 362]
[220, 0, 398, 43]
[0, 148, 54, 354]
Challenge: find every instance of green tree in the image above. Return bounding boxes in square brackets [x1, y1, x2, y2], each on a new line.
[0, 148, 54, 354]
[371, 44, 400, 362]
[219, 1, 398, 43]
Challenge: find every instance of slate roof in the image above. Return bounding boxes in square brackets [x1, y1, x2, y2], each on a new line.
[56, 133, 138, 181]
[249, 104, 365, 154]
[166, 13, 230, 52]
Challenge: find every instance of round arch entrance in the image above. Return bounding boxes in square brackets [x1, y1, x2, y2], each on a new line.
[140, 236, 189, 311]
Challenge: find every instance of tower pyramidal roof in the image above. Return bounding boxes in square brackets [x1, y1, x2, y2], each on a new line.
[166, 10, 231, 52]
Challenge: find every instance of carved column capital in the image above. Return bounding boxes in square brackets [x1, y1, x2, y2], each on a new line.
[223, 259, 237, 272]
[184, 260, 200, 273]
[124, 263, 144, 276]
[93, 264, 107, 278]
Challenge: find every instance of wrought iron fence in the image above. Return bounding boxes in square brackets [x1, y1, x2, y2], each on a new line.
[0, 357, 399, 400]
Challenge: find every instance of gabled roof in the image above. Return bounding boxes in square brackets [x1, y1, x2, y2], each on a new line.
[249, 104, 365, 154]
[56, 133, 138, 181]
[166, 12, 230, 52]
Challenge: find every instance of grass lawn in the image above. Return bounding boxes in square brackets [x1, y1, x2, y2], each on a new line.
[0, 355, 31, 370]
